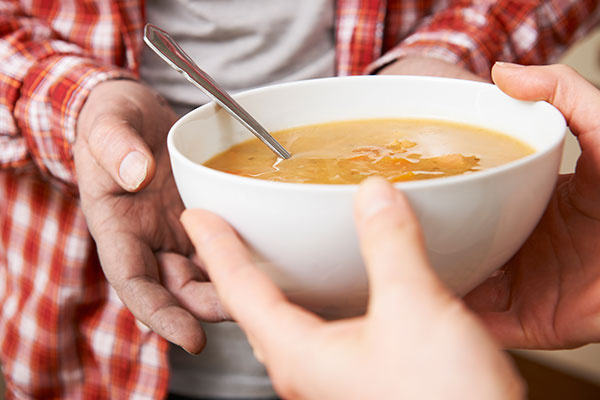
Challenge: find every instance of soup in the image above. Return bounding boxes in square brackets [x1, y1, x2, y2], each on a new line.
[204, 118, 534, 184]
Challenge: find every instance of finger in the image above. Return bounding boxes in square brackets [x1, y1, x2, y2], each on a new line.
[84, 100, 156, 192]
[180, 210, 322, 362]
[493, 63, 600, 211]
[157, 252, 230, 322]
[96, 233, 206, 354]
[492, 63, 600, 137]
[354, 177, 450, 312]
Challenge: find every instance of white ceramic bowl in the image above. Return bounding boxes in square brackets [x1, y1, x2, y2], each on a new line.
[168, 76, 566, 317]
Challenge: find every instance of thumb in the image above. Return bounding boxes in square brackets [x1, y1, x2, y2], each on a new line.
[86, 108, 155, 192]
[492, 62, 600, 212]
[80, 100, 156, 192]
[491, 62, 600, 139]
[354, 177, 451, 314]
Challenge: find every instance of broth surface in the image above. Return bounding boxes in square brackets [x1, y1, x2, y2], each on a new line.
[203, 118, 534, 184]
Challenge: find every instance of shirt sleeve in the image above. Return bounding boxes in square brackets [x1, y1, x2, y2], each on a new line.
[0, 3, 136, 185]
[368, 0, 600, 79]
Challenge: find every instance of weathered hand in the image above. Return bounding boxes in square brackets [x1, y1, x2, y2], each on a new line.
[377, 56, 486, 82]
[181, 177, 523, 400]
[465, 63, 600, 349]
[74, 80, 227, 354]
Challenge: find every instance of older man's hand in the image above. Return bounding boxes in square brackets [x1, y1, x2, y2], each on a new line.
[74, 79, 228, 354]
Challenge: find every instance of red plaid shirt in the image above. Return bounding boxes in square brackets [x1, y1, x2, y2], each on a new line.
[0, 0, 598, 398]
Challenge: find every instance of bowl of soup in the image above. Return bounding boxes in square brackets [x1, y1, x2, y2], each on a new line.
[168, 75, 566, 317]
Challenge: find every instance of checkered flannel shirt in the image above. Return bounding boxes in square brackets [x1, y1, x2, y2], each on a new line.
[1, 0, 598, 398]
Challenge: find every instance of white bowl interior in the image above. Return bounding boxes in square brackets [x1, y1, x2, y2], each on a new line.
[171, 76, 565, 166]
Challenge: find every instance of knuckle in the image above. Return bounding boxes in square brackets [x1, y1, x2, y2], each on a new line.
[208, 296, 230, 321]
[88, 116, 133, 149]
[550, 63, 576, 77]
[148, 305, 179, 338]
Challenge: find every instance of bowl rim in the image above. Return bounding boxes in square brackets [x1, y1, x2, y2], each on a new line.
[167, 75, 567, 193]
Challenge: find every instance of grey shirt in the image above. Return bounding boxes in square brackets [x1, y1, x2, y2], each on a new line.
[140, 1, 335, 398]
[141, 0, 335, 115]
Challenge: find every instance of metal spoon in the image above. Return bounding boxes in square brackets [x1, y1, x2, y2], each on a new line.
[144, 24, 291, 159]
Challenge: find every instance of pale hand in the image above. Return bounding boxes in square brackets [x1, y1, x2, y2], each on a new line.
[181, 177, 524, 400]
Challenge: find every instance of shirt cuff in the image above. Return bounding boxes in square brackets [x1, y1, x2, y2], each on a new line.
[47, 57, 137, 145]
[21, 55, 136, 185]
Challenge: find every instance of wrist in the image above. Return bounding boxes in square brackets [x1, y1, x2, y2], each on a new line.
[376, 56, 486, 82]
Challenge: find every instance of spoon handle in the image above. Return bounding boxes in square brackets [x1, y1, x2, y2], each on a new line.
[144, 24, 291, 159]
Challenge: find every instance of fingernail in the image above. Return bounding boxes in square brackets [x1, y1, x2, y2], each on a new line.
[494, 61, 524, 68]
[183, 346, 202, 356]
[247, 334, 264, 363]
[134, 318, 152, 333]
[357, 177, 396, 221]
[119, 151, 148, 190]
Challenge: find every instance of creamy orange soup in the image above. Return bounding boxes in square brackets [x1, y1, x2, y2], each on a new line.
[203, 118, 534, 184]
